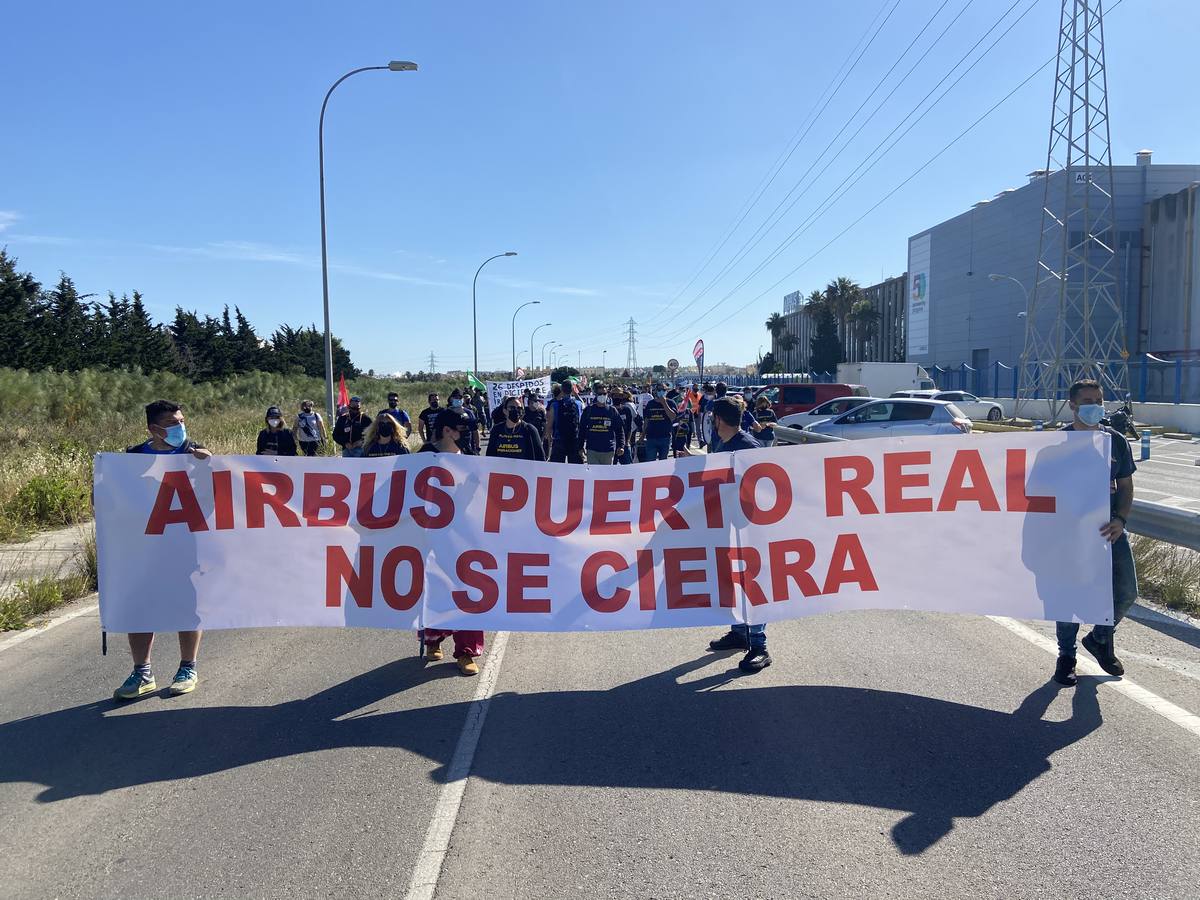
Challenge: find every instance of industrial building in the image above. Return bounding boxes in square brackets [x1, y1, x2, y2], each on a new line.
[904, 151, 1200, 397]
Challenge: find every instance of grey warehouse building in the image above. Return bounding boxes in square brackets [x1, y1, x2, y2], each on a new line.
[905, 151, 1200, 395]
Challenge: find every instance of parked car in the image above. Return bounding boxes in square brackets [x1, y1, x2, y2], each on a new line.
[808, 398, 973, 439]
[756, 382, 870, 417]
[779, 395, 876, 429]
[889, 389, 1004, 422]
[773, 424, 849, 446]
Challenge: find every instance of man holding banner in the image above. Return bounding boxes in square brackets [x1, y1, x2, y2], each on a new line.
[113, 400, 212, 700]
[1053, 379, 1139, 687]
[704, 397, 770, 673]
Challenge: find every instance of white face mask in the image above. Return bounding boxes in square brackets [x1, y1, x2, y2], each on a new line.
[597, 395, 610, 406]
[268, 418, 282, 428]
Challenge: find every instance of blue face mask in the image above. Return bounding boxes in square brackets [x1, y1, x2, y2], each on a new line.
[162, 423, 187, 447]
[654, 391, 666, 398]
[451, 398, 464, 408]
[1076, 403, 1105, 426]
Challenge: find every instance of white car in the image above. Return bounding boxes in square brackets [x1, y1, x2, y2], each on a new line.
[779, 396, 876, 430]
[889, 389, 1004, 422]
[808, 398, 973, 439]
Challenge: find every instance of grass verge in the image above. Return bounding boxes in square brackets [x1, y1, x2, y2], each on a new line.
[1131, 535, 1200, 617]
[0, 573, 93, 631]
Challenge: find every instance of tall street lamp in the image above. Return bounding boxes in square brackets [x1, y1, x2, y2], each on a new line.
[530, 322, 551, 373]
[541, 339, 558, 369]
[473, 252, 518, 376]
[512, 300, 541, 376]
[602, 349, 607, 376]
[987, 272, 1031, 306]
[319, 60, 418, 427]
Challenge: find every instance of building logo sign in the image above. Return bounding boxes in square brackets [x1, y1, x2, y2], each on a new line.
[783, 291, 802, 313]
[907, 233, 932, 357]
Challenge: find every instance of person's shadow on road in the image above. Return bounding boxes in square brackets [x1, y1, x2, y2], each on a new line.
[0, 654, 1104, 855]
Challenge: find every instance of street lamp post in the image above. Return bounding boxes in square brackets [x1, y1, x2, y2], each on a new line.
[473, 252, 518, 377]
[541, 340, 558, 369]
[511, 300, 541, 376]
[602, 349, 607, 376]
[319, 60, 418, 427]
[530, 322, 551, 373]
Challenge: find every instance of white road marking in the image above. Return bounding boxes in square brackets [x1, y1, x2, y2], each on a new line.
[988, 616, 1200, 739]
[404, 631, 511, 900]
[0, 599, 99, 654]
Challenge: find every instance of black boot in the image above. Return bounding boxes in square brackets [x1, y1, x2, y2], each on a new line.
[1082, 633, 1125, 676]
[709, 631, 750, 652]
[1053, 656, 1077, 687]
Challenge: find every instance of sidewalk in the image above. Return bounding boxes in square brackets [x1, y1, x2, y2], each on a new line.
[0, 523, 92, 597]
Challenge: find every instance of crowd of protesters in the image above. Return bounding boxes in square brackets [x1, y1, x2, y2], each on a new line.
[114, 376, 1134, 696]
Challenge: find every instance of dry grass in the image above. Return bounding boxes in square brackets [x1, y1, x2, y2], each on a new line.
[1131, 534, 1200, 616]
[0, 368, 447, 542]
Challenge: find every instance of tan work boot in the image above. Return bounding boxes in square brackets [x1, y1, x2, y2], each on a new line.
[456, 655, 480, 676]
[425, 643, 444, 662]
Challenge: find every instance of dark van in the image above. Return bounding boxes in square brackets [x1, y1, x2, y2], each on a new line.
[754, 383, 869, 417]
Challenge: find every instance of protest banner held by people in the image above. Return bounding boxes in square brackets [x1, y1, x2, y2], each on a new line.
[96, 429, 1116, 659]
[113, 399, 212, 701]
[1052, 379, 1138, 687]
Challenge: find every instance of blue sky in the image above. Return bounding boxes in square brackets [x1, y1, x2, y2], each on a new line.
[2, 0, 1197, 376]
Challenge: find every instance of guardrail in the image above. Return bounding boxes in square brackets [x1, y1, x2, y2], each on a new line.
[1128, 499, 1200, 552]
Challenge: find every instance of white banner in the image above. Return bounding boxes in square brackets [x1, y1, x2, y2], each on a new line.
[486, 375, 551, 413]
[94, 433, 1115, 634]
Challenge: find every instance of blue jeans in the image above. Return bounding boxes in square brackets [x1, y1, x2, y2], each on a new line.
[341, 446, 364, 458]
[618, 446, 634, 465]
[1056, 532, 1138, 656]
[733, 624, 767, 651]
[645, 436, 671, 460]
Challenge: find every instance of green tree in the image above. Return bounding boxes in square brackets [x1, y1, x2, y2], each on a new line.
[847, 298, 880, 362]
[758, 351, 779, 375]
[0, 251, 41, 369]
[809, 305, 842, 375]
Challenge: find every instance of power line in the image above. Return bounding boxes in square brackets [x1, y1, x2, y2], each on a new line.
[638, 0, 900, 330]
[643, 0, 1040, 348]
[659, 0, 960, 329]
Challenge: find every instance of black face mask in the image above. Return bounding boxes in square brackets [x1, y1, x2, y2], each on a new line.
[506, 408, 521, 422]
[378, 423, 395, 438]
[429, 400, 439, 408]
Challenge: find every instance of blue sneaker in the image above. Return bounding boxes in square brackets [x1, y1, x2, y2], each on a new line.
[114, 670, 156, 700]
[168, 665, 198, 695]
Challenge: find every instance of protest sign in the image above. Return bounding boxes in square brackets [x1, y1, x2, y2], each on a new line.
[94, 432, 1115, 634]
[486, 375, 551, 413]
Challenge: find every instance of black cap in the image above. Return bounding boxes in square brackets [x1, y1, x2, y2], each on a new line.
[434, 408, 470, 433]
[266, 405, 282, 417]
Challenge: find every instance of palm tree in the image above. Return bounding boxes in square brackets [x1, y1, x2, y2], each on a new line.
[764, 312, 787, 368]
[777, 332, 799, 372]
[823, 277, 865, 340]
[848, 298, 881, 362]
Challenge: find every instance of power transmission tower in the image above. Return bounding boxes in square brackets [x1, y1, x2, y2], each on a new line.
[1016, 0, 1130, 422]
[427, 351, 436, 374]
[624, 318, 638, 372]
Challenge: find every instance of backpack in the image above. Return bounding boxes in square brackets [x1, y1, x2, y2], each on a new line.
[557, 396, 582, 442]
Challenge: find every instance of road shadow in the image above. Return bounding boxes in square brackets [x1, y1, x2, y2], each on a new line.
[0, 655, 1102, 855]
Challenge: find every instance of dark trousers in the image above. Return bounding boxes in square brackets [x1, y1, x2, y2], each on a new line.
[299, 441, 320, 457]
[551, 440, 583, 464]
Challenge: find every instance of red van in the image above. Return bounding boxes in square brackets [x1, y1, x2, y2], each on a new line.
[752, 383, 869, 417]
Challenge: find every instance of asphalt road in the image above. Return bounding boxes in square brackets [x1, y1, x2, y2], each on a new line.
[1130, 435, 1200, 511]
[2, 598, 1199, 899]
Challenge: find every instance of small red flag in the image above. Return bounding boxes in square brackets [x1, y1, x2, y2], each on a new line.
[337, 373, 349, 409]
